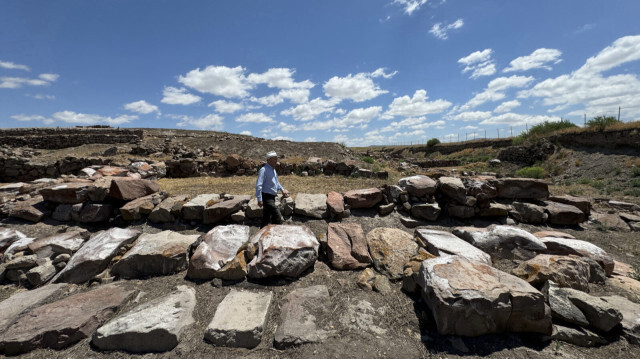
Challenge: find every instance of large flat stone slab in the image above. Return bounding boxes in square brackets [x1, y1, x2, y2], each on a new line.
[92, 285, 196, 353]
[438, 177, 467, 204]
[513, 254, 590, 291]
[0, 284, 136, 355]
[366, 227, 418, 280]
[203, 195, 251, 224]
[0, 228, 30, 253]
[40, 182, 93, 204]
[0, 283, 69, 332]
[108, 178, 159, 201]
[8, 196, 50, 222]
[544, 201, 586, 225]
[416, 229, 491, 265]
[28, 230, 87, 258]
[398, 175, 437, 197]
[343, 188, 383, 209]
[327, 222, 372, 270]
[489, 178, 549, 199]
[53, 227, 141, 284]
[111, 230, 199, 279]
[182, 194, 220, 220]
[274, 285, 334, 348]
[120, 192, 167, 221]
[205, 290, 272, 348]
[149, 195, 190, 223]
[294, 193, 327, 219]
[539, 237, 614, 276]
[453, 225, 547, 260]
[247, 225, 319, 278]
[418, 255, 551, 336]
[188, 225, 250, 280]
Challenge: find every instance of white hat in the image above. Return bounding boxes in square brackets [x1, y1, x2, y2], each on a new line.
[266, 151, 278, 160]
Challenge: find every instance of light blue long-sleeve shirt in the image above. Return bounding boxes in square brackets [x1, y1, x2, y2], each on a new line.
[255, 163, 284, 201]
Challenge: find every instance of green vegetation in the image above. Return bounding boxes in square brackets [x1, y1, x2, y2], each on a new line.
[361, 156, 374, 164]
[631, 263, 640, 281]
[515, 166, 545, 179]
[587, 115, 621, 131]
[632, 167, 640, 177]
[512, 120, 578, 145]
[625, 189, 640, 197]
[426, 138, 440, 148]
[631, 179, 640, 187]
[578, 178, 591, 185]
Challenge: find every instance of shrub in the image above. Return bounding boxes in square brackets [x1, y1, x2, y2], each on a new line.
[587, 115, 621, 131]
[631, 179, 640, 187]
[632, 167, 640, 177]
[515, 166, 545, 179]
[362, 156, 374, 164]
[578, 178, 591, 185]
[426, 138, 440, 148]
[513, 120, 578, 145]
[624, 189, 640, 197]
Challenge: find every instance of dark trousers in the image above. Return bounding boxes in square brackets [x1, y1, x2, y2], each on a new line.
[261, 193, 283, 227]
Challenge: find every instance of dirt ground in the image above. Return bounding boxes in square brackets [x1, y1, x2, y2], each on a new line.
[1, 207, 639, 359]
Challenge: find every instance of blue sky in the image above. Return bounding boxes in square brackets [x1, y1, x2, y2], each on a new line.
[1, 0, 640, 146]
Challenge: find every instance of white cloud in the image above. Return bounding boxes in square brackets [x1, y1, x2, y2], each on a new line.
[208, 99, 244, 113]
[273, 135, 293, 141]
[458, 49, 496, 79]
[176, 113, 224, 130]
[30, 94, 55, 100]
[240, 130, 252, 136]
[11, 114, 48, 122]
[458, 49, 492, 66]
[429, 19, 464, 40]
[247, 68, 314, 89]
[250, 88, 311, 107]
[494, 100, 521, 113]
[124, 100, 160, 115]
[0, 60, 30, 71]
[323, 71, 389, 102]
[281, 97, 340, 121]
[370, 68, 398, 79]
[236, 112, 274, 124]
[178, 65, 251, 98]
[380, 117, 445, 133]
[393, 0, 428, 15]
[383, 89, 452, 119]
[453, 111, 492, 122]
[480, 113, 559, 126]
[461, 75, 534, 110]
[519, 35, 640, 118]
[504, 48, 562, 72]
[161, 87, 201, 105]
[0, 74, 57, 89]
[302, 106, 382, 131]
[304, 137, 316, 142]
[52, 111, 137, 126]
[333, 134, 350, 144]
[461, 125, 478, 130]
[38, 73, 60, 82]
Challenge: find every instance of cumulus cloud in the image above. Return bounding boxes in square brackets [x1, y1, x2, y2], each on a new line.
[429, 19, 464, 40]
[304, 137, 317, 142]
[124, 100, 160, 115]
[458, 49, 496, 79]
[480, 113, 559, 126]
[383, 89, 452, 119]
[178, 65, 251, 98]
[52, 111, 137, 126]
[161, 87, 201, 105]
[247, 68, 314, 89]
[323, 70, 390, 102]
[250, 88, 311, 107]
[519, 35, 640, 118]
[393, 0, 428, 15]
[176, 113, 224, 130]
[236, 112, 275, 124]
[380, 117, 445, 133]
[281, 97, 340, 121]
[494, 100, 521, 113]
[504, 48, 563, 72]
[461, 75, 534, 110]
[11, 114, 49, 122]
[452, 111, 492, 122]
[240, 130, 252, 136]
[370, 68, 398, 79]
[38, 73, 60, 82]
[208, 99, 244, 113]
[301, 106, 382, 131]
[0, 60, 30, 71]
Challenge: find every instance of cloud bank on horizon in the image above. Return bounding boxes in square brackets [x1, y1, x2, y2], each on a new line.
[1, 0, 640, 146]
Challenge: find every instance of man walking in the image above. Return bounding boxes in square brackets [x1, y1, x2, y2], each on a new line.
[255, 151, 290, 227]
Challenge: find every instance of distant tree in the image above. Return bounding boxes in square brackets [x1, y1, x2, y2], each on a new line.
[426, 138, 440, 148]
[587, 115, 621, 131]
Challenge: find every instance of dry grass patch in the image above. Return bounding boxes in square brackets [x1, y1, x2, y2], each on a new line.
[158, 173, 403, 198]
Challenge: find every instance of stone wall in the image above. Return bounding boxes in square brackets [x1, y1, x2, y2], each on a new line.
[0, 127, 144, 149]
[550, 128, 640, 149]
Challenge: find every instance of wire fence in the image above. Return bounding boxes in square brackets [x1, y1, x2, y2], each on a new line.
[379, 108, 628, 147]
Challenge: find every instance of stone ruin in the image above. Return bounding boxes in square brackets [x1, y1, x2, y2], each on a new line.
[0, 169, 639, 355]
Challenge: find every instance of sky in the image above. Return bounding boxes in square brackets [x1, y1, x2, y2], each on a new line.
[1, 0, 640, 146]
